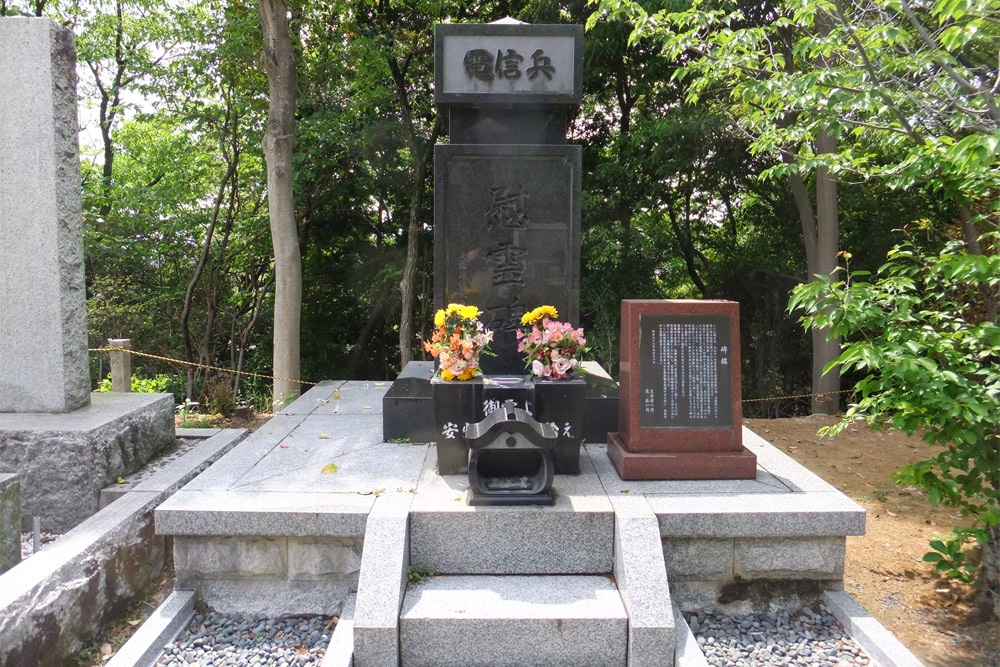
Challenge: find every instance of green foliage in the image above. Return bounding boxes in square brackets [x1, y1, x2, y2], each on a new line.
[406, 566, 437, 584]
[790, 235, 1000, 582]
[97, 373, 181, 396]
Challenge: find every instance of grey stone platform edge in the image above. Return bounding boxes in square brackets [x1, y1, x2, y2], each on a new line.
[104, 590, 197, 667]
[322, 593, 356, 667]
[673, 605, 710, 667]
[353, 493, 412, 667]
[0, 392, 175, 532]
[0, 428, 246, 666]
[822, 591, 924, 667]
[611, 495, 675, 667]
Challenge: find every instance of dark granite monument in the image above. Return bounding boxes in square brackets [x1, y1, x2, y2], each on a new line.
[607, 299, 757, 480]
[382, 20, 617, 457]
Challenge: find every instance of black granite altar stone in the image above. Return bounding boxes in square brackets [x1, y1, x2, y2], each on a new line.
[434, 144, 581, 374]
[431, 375, 484, 474]
[533, 372, 586, 474]
[382, 361, 435, 443]
[383, 361, 618, 446]
[465, 399, 556, 506]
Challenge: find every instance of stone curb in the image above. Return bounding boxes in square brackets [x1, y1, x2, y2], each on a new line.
[0, 429, 245, 665]
[673, 605, 710, 667]
[353, 493, 413, 666]
[104, 590, 196, 667]
[822, 591, 925, 667]
[322, 593, 356, 667]
[611, 495, 675, 667]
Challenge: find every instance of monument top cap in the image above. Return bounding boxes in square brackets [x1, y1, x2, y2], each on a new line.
[435, 22, 583, 107]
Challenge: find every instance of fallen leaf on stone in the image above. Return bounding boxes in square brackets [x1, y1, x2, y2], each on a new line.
[116, 477, 126, 484]
[362, 405, 371, 410]
[322, 463, 339, 474]
[375, 382, 386, 387]
[324, 617, 339, 630]
[337, 450, 345, 455]
[454, 497, 462, 501]
[619, 489, 629, 493]
[319, 433, 331, 439]
[333, 393, 341, 400]
[279, 444, 289, 449]
[127, 619, 141, 626]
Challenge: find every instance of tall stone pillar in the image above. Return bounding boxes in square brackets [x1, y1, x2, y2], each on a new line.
[0, 17, 90, 413]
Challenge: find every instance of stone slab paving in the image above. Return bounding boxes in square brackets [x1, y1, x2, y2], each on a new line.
[399, 574, 628, 667]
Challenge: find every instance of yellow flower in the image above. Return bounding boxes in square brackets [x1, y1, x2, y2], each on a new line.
[521, 305, 558, 325]
[440, 368, 455, 381]
[460, 305, 479, 320]
[434, 309, 446, 327]
[446, 303, 463, 314]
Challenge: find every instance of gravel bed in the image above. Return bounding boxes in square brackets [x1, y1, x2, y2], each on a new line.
[685, 604, 872, 667]
[155, 611, 334, 666]
[20, 531, 59, 560]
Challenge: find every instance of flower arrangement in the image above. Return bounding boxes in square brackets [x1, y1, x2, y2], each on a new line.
[423, 303, 494, 381]
[517, 305, 588, 380]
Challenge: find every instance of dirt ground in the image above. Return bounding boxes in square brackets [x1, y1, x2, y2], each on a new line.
[746, 416, 999, 666]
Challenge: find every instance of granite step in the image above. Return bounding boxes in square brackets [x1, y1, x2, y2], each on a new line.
[398, 574, 628, 667]
[408, 448, 614, 574]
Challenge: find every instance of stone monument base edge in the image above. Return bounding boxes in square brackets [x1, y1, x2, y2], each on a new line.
[607, 431, 757, 480]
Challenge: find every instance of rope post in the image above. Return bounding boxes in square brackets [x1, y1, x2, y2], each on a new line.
[108, 338, 132, 393]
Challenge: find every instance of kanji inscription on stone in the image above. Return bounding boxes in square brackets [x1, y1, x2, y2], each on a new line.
[637, 313, 733, 429]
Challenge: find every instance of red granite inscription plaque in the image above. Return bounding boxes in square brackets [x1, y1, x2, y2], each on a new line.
[608, 299, 756, 480]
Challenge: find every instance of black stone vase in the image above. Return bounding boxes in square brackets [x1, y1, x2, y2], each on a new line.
[532, 371, 587, 474]
[430, 375, 483, 475]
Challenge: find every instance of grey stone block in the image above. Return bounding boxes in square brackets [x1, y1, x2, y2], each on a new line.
[734, 536, 846, 580]
[648, 491, 866, 538]
[0, 490, 166, 666]
[353, 493, 413, 667]
[0, 17, 89, 414]
[0, 473, 20, 574]
[399, 574, 627, 667]
[174, 536, 287, 581]
[0, 392, 174, 531]
[288, 537, 363, 581]
[663, 538, 734, 582]
[197, 579, 353, 617]
[611, 496, 675, 667]
[104, 589, 196, 667]
[743, 426, 842, 494]
[322, 593, 356, 667]
[673, 605, 710, 667]
[280, 380, 343, 415]
[588, 443, 792, 496]
[409, 447, 613, 574]
[175, 413, 306, 491]
[312, 381, 388, 416]
[155, 489, 374, 537]
[132, 428, 247, 494]
[670, 580, 837, 616]
[823, 591, 925, 667]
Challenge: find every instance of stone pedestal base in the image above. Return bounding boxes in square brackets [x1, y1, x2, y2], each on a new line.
[607, 432, 757, 480]
[0, 392, 174, 531]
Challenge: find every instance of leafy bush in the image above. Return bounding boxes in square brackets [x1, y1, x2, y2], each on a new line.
[790, 235, 999, 599]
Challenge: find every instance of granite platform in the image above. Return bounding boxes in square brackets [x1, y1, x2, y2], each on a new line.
[155, 381, 866, 662]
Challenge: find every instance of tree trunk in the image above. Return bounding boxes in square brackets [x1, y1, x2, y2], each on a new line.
[258, 0, 301, 411]
[389, 57, 442, 367]
[784, 131, 841, 415]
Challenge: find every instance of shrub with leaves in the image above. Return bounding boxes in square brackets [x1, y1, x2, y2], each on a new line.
[790, 234, 999, 613]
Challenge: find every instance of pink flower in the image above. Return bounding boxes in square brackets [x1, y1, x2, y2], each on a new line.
[532, 360, 550, 377]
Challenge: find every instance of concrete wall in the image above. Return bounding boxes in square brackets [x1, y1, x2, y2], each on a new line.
[174, 535, 363, 617]
[664, 536, 846, 613]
